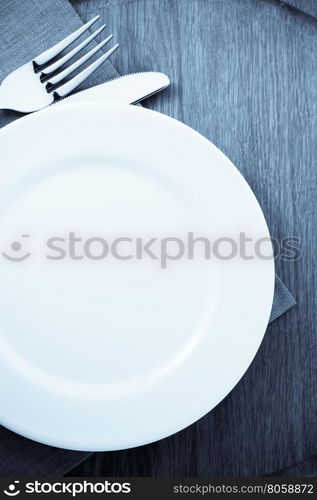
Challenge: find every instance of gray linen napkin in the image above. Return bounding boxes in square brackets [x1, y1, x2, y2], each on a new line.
[0, 0, 295, 476]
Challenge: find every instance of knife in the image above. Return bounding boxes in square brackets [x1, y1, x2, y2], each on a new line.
[58, 72, 170, 106]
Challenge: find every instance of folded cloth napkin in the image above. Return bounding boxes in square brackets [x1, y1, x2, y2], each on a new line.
[0, 0, 296, 477]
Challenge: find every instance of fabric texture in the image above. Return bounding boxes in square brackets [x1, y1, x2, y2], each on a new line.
[0, 0, 296, 476]
[269, 276, 296, 322]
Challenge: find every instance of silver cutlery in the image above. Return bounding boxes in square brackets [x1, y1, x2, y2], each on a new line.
[58, 72, 170, 106]
[0, 16, 119, 113]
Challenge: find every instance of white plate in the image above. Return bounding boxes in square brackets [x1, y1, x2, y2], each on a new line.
[0, 103, 274, 451]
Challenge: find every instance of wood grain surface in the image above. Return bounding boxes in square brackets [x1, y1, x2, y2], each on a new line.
[67, 0, 317, 477]
[283, 0, 317, 19]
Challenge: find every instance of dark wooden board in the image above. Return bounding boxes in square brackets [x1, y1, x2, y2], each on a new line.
[282, 0, 317, 19]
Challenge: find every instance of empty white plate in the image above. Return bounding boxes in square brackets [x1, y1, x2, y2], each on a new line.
[0, 103, 274, 451]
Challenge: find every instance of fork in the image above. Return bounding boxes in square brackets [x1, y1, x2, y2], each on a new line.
[0, 16, 119, 113]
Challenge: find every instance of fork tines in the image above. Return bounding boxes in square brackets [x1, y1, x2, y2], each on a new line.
[33, 16, 119, 98]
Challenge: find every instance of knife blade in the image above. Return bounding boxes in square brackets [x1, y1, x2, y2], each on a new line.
[58, 72, 170, 106]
